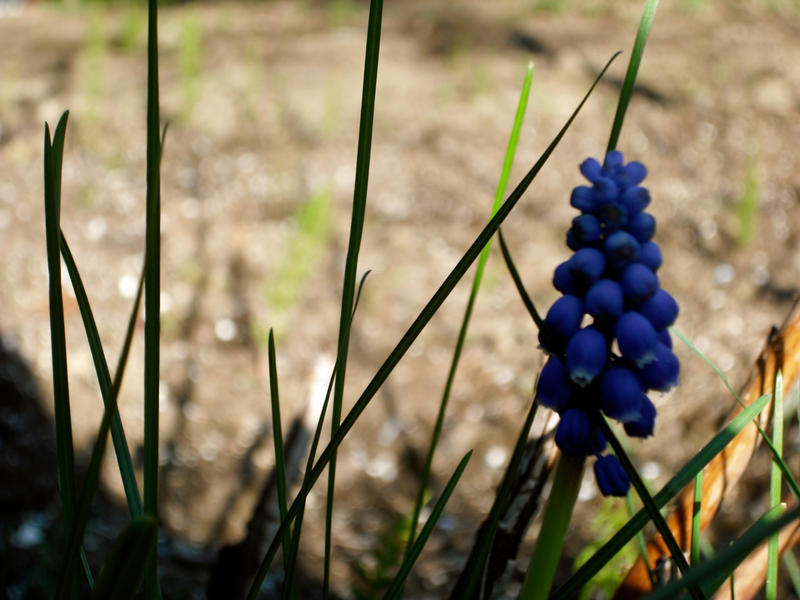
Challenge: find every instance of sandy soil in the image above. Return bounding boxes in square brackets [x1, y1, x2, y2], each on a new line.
[2, 0, 800, 597]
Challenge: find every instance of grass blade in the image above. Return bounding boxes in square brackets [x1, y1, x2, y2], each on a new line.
[55, 233, 145, 596]
[284, 271, 371, 592]
[383, 451, 472, 600]
[766, 371, 784, 600]
[672, 327, 800, 501]
[91, 516, 157, 600]
[691, 470, 703, 566]
[246, 52, 622, 600]
[553, 393, 770, 599]
[782, 550, 800, 598]
[625, 492, 657, 587]
[59, 234, 143, 516]
[404, 61, 535, 564]
[43, 111, 79, 594]
[265, 330, 291, 589]
[597, 418, 704, 600]
[606, 0, 658, 153]
[647, 504, 800, 600]
[144, 0, 162, 592]
[325, 1, 383, 595]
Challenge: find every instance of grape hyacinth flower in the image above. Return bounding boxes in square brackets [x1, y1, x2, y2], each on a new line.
[535, 150, 679, 497]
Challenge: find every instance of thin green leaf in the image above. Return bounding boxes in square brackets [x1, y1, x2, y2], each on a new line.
[404, 61, 535, 564]
[782, 550, 800, 598]
[59, 234, 143, 516]
[266, 330, 291, 586]
[43, 112, 78, 593]
[284, 271, 371, 593]
[626, 492, 657, 586]
[383, 451, 472, 600]
[647, 504, 798, 600]
[56, 234, 145, 596]
[247, 52, 622, 600]
[606, 0, 659, 153]
[553, 393, 770, 599]
[325, 1, 384, 596]
[672, 327, 800, 501]
[691, 470, 703, 566]
[144, 0, 162, 592]
[91, 516, 157, 600]
[598, 418, 704, 600]
[497, 227, 546, 333]
[766, 371, 784, 600]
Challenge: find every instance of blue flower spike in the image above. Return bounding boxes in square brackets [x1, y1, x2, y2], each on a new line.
[536, 150, 680, 496]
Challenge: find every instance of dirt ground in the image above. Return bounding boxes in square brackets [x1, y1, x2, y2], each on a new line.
[2, 0, 800, 597]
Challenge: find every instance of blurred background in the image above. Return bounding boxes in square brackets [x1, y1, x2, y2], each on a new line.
[2, 0, 800, 597]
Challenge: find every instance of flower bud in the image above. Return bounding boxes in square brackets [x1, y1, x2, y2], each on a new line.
[536, 357, 572, 411]
[568, 247, 606, 289]
[624, 395, 656, 438]
[565, 327, 608, 387]
[571, 185, 597, 212]
[571, 213, 603, 245]
[620, 263, 658, 303]
[580, 157, 602, 183]
[585, 279, 624, 320]
[555, 409, 605, 456]
[639, 289, 679, 330]
[605, 230, 641, 267]
[619, 185, 651, 215]
[600, 366, 646, 423]
[615, 311, 658, 367]
[594, 454, 630, 497]
[638, 241, 663, 271]
[639, 343, 680, 392]
[628, 212, 656, 243]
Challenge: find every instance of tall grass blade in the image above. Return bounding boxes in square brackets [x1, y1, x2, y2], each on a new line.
[325, 1, 383, 595]
[383, 451, 472, 600]
[598, 418, 703, 600]
[246, 53, 621, 599]
[404, 61, 534, 566]
[625, 492, 657, 586]
[55, 234, 144, 597]
[553, 393, 770, 599]
[43, 112, 79, 595]
[284, 271, 371, 592]
[782, 550, 800, 597]
[647, 504, 800, 600]
[266, 330, 291, 590]
[691, 470, 703, 565]
[606, 0, 658, 153]
[672, 327, 800, 501]
[766, 371, 784, 600]
[144, 0, 162, 592]
[59, 235, 143, 516]
[91, 516, 157, 600]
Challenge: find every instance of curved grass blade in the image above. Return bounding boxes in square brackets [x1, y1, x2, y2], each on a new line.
[766, 371, 785, 600]
[91, 516, 157, 600]
[672, 327, 800, 502]
[404, 61, 535, 566]
[246, 52, 622, 600]
[59, 235, 143, 516]
[606, 0, 659, 153]
[626, 492, 657, 586]
[497, 228, 546, 334]
[266, 330, 291, 581]
[325, 1, 384, 595]
[55, 234, 145, 597]
[383, 451, 472, 600]
[647, 504, 800, 600]
[597, 418, 704, 600]
[43, 112, 80, 595]
[553, 393, 770, 599]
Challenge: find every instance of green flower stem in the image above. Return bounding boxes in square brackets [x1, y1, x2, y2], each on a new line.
[520, 454, 585, 600]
